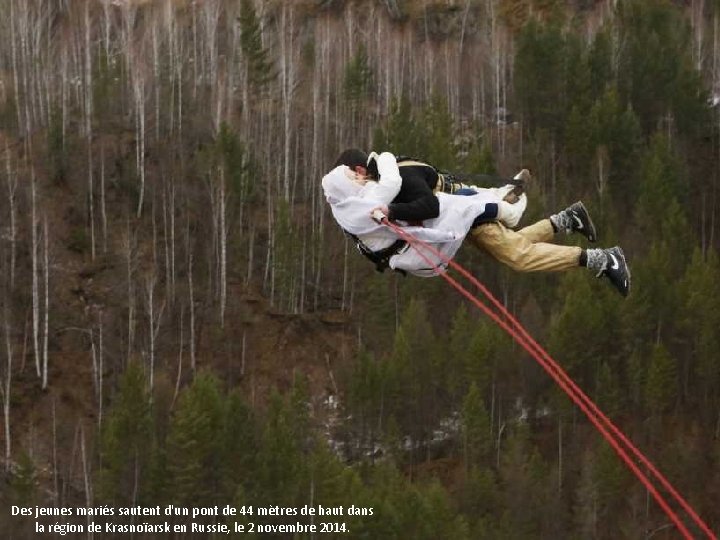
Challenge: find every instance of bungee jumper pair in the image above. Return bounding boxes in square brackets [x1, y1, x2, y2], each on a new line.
[323, 149, 628, 295]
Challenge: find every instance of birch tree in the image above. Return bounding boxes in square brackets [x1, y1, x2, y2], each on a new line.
[85, 1, 95, 260]
[145, 272, 165, 392]
[41, 216, 49, 390]
[124, 223, 136, 365]
[133, 72, 147, 219]
[5, 148, 17, 290]
[30, 173, 40, 380]
[2, 313, 12, 471]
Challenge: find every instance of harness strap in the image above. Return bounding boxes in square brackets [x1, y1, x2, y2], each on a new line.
[344, 231, 407, 274]
[395, 156, 516, 191]
[396, 158, 455, 193]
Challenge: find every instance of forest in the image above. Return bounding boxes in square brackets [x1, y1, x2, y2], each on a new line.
[0, 0, 719, 538]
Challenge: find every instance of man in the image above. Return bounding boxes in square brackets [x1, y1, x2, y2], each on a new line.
[323, 149, 630, 296]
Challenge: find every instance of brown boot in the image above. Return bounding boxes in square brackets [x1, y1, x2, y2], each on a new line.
[503, 169, 531, 203]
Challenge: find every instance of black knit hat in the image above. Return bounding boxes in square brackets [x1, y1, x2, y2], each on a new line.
[334, 148, 368, 169]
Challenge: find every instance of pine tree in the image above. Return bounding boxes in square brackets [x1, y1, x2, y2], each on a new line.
[548, 272, 623, 393]
[254, 388, 308, 506]
[499, 424, 564, 537]
[679, 249, 720, 408]
[465, 320, 499, 397]
[594, 440, 631, 534]
[588, 27, 613, 100]
[625, 134, 694, 343]
[462, 134, 497, 176]
[373, 96, 423, 157]
[461, 383, 492, 469]
[635, 134, 689, 245]
[514, 18, 569, 136]
[574, 449, 599, 539]
[588, 88, 642, 205]
[645, 342, 678, 415]
[446, 304, 473, 400]
[383, 298, 441, 454]
[616, 0, 708, 134]
[460, 466, 498, 536]
[7, 451, 37, 536]
[239, 0, 274, 88]
[411, 482, 470, 539]
[224, 390, 259, 494]
[309, 441, 366, 533]
[9, 451, 37, 506]
[346, 347, 385, 457]
[357, 272, 398, 350]
[272, 199, 299, 310]
[97, 362, 153, 504]
[565, 104, 594, 180]
[357, 464, 469, 539]
[420, 96, 456, 171]
[230, 484, 257, 539]
[165, 372, 226, 506]
[564, 32, 592, 115]
[343, 43, 373, 104]
[217, 123, 255, 203]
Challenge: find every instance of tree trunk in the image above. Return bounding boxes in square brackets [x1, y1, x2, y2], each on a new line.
[31, 173, 40, 379]
[219, 169, 227, 327]
[100, 145, 107, 253]
[2, 315, 12, 470]
[79, 424, 93, 537]
[42, 216, 49, 389]
[126, 221, 135, 365]
[97, 315, 103, 428]
[187, 235, 196, 373]
[5, 149, 17, 290]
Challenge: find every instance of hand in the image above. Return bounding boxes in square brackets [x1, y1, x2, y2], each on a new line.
[366, 151, 380, 179]
[370, 205, 389, 223]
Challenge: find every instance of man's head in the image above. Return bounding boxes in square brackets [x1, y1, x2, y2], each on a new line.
[334, 148, 369, 176]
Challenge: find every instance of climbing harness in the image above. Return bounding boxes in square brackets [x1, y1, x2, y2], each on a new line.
[344, 230, 407, 274]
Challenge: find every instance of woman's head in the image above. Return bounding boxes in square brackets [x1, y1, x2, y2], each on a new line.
[334, 148, 368, 173]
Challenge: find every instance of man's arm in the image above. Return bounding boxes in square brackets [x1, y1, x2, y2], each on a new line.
[387, 170, 439, 222]
[365, 152, 402, 204]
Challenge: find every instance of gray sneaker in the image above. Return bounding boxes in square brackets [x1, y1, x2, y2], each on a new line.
[566, 201, 597, 242]
[598, 247, 631, 297]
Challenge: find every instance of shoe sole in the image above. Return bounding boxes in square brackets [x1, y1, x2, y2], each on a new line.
[611, 246, 631, 297]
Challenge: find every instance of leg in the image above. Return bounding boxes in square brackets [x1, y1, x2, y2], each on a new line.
[470, 221, 581, 272]
[515, 218, 554, 243]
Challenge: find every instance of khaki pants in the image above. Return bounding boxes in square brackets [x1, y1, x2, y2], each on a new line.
[470, 219, 581, 272]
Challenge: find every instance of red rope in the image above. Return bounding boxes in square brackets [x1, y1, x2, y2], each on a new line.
[383, 219, 716, 540]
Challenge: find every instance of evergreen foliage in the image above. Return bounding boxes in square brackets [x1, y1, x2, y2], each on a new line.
[239, 0, 275, 88]
[514, 18, 572, 136]
[644, 342, 678, 415]
[9, 451, 37, 507]
[98, 363, 153, 505]
[616, 0, 708, 135]
[462, 383, 492, 468]
[343, 44, 374, 104]
[679, 249, 720, 409]
[165, 372, 227, 506]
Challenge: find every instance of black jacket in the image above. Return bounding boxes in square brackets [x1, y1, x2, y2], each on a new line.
[387, 163, 440, 222]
